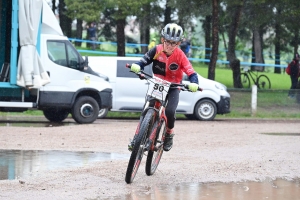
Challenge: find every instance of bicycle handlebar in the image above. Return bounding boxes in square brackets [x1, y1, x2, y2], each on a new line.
[126, 63, 203, 92]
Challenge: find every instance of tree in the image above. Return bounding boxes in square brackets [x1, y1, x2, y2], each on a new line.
[203, 15, 212, 64]
[136, 1, 164, 53]
[58, 0, 72, 37]
[103, 0, 152, 56]
[208, 0, 219, 80]
[225, 0, 244, 88]
[98, 8, 117, 42]
[169, 0, 219, 80]
[64, 0, 103, 45]
[52, 0, 56, 13]
[164, 0, 172, 25]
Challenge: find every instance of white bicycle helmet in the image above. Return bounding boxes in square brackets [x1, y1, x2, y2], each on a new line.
[161, 23, 183, 42]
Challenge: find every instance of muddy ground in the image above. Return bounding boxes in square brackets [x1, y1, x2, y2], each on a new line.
[0, 117, 299, 199]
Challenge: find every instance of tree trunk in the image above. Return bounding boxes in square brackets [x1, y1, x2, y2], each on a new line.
[203, 15, 212, 65]
[164, 0, 172, 25]
[116, 18, 126, 56]
[208, 0, 219, 80]
[293, 28, 299, 56]
[58, 0, 72, 37]
[75, 19, 83, 47]
[52, 0, 56, 13]
[252, 27, 264, 71]
[140, 4, 150, 54]
[274, 9, 281, 74]
[140, 21, 149, 54]
[232, 59, 242, 88]
[227, 3, 244, 88]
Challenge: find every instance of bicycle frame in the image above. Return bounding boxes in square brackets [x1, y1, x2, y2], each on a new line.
[244, 69, 258, 84]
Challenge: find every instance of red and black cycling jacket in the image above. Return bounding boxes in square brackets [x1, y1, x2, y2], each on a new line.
[135, 44, 199, 84]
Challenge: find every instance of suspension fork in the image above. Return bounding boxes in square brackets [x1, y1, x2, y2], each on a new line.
[134, 101, 151, 136]
[148, 101, 166, 151]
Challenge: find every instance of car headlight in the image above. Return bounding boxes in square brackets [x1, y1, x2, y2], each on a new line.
[215, 83, 227, 91]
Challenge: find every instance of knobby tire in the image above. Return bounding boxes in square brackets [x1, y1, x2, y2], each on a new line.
[145, 118, 166, 176]
[125, 109, 155, 184]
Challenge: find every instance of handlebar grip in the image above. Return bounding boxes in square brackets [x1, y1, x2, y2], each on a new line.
[183, 84, 203, 92]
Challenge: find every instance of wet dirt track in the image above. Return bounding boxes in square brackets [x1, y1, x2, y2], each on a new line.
[0, 117, 299, 199]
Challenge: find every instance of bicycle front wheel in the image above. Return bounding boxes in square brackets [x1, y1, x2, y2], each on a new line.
[241, 73, 250, 88]
[257, 75, 271, 89]
[125, 109, 155, 184]
[145, 118, 166, 176]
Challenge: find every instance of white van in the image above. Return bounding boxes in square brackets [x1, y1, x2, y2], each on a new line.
[89, 56, 230, 120]
[0, 0, 112, 124]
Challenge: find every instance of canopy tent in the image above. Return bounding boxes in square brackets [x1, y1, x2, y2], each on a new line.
[17, 0, 50, 88]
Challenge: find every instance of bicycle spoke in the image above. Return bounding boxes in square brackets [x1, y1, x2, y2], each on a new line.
[241, 73, 250, 88]
[257, 75, 271, 89]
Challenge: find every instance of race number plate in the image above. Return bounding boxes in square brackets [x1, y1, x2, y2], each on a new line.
[147, 76, 171, 101]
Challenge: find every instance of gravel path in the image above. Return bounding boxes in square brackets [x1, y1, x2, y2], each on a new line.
[0, 118, 299, 199]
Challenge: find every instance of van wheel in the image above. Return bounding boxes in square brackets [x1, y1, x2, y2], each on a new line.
[194, 99, 217, 121]
[98, 108, 108, 119]
[43, 109, 69, 122]
[71, 96, 99, 124]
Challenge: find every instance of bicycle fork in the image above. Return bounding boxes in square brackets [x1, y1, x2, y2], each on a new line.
[144, 101, 166, 152]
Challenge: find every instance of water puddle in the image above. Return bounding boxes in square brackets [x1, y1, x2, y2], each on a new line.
[261, 132, 300, 136]
[0, 150, 128, 180]
[128, 179, 300, 200]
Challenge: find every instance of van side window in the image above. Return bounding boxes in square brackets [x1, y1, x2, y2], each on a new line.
[116, 60, 153, 78]
[47, 41, 67, 67]
[47, 40, 79, 69]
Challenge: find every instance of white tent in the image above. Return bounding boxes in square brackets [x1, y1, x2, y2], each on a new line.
[17, 0, 50, 88]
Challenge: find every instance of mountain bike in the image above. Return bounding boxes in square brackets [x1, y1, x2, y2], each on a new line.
[240, 67, 271, 89]
[124, 64, 202, 184]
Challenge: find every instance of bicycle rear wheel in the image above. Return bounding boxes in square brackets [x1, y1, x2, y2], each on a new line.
[241, 73, 250, 88]
[257, 75, 271, 89]
[145, 118, 166, 176]
[125, 109, 155, 184]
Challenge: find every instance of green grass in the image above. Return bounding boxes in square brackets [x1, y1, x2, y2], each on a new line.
[190, 62, 291, 90]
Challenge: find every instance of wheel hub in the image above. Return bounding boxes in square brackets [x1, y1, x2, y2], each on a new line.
[199, 103, 213, 117]
[80, 103, 94, 118]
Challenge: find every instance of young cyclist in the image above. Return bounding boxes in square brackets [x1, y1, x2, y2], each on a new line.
[129, 23, 199, 152]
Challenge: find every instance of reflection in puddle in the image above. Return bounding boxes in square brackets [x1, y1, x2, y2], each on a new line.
[0, 150, 128, 180]
[128, 179, 300, 200]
